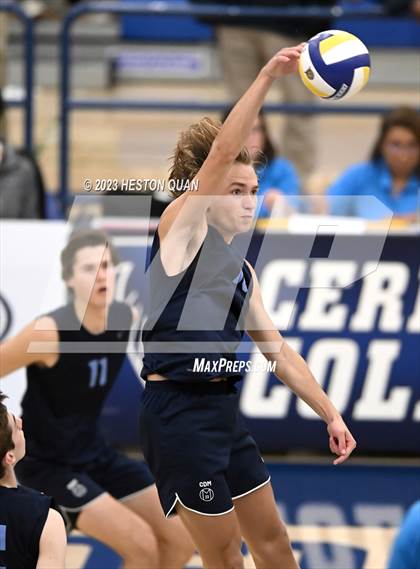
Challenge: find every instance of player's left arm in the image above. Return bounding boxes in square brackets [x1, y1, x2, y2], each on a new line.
[244, 261, 356, 465]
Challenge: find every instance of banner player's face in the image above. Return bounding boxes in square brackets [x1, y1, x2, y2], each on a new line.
[67, 245, 116, 308]
[207, 163, 258, 236]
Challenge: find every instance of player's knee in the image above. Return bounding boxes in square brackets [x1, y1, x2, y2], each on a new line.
[257, 520, 293, 559]
[157, 532, 194, 566]
[124, 525, 159, 565]
[215, 533, 243, 569]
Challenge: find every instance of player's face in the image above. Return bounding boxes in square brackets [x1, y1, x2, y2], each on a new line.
[7, 413, 25, 462]
[382, 126, 419, 178]
[67, 245, 116, 308]
[246, 116, 265, 158]
[207, 163, 258, 236]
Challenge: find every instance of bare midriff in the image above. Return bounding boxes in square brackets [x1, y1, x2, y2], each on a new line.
[147, 373, 228, 382]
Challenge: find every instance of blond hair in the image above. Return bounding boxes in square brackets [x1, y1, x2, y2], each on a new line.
[168, 117, 253, 198]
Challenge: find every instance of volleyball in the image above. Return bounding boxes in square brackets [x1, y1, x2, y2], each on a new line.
[298, 30, 370, 100]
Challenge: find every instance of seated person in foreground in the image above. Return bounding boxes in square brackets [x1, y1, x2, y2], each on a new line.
[0, 391, 67, 568]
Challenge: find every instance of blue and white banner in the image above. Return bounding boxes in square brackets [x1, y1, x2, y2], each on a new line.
[0, 220, 417, 454]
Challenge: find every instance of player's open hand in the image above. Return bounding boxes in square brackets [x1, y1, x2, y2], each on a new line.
[327, 416, 357, 465]
[263, 44, 305, 79]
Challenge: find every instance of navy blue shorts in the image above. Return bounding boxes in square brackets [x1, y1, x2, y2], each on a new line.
[139, 380, 270, 517]
[15, 446, 154, 530]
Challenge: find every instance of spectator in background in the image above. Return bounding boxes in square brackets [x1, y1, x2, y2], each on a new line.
[0, 92, 45, 218]
[326, 107, 419, 221]
[222, 107, 301, 217]
[388, 501, 420, 569]
[191, 0, 335, 186]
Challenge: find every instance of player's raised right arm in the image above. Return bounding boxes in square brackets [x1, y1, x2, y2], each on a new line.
[0, 316, 59, 378]
[196, 45, 304, 195]
[159, 45, 304, 243]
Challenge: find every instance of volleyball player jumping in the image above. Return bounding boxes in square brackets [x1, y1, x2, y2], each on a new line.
[139, 44, 357, 569]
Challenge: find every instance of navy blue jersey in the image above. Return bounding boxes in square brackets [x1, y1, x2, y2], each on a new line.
[22, 302, 132, 464]
[0, 485, 51, 568]
[141, 224, 253, 382]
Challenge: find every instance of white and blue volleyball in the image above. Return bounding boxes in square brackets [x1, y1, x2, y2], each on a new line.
[299, 30, 370, 100]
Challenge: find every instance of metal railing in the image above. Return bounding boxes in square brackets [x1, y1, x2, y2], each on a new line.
[1, 0, 34, 151]
[60, 1, 388, 211]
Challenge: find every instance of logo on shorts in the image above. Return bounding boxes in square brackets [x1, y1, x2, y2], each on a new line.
[66, 478, 88, 498]
[199, 481, 214, 502]
[199, 488, 215, 502]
